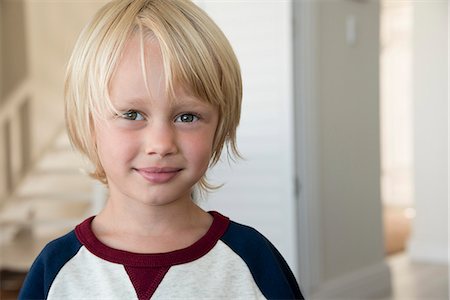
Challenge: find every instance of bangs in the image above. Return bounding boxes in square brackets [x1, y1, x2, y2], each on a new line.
[136, 4, 225, 109]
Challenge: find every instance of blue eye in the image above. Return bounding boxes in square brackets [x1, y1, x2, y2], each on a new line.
[175, 113, 199, 123]
[122, 111, 144, 121]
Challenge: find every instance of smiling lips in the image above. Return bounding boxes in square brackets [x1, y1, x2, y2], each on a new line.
[135, 167, 182, 184]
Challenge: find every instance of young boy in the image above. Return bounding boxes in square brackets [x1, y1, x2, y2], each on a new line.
[19, 1, 303, 299]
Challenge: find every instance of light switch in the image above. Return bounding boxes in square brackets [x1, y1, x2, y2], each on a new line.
[346, 15, 357, 46]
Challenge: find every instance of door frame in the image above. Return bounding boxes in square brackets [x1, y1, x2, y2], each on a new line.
[292, 1, 322, 296]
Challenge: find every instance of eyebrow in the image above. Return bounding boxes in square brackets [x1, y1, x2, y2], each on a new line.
[171, 98, 214, 111]
[112, 97, 149, 109]
[173, 93, 205, 104]
[115, 95, 212, 110]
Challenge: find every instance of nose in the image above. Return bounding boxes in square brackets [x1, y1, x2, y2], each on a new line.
[144, 122, 178, 158]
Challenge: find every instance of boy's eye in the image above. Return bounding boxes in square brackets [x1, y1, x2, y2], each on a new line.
[175, 113, 199, 123]
[122, 111, 144, 121]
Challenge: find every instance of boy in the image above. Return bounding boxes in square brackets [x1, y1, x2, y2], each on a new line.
[19, 0, 303, 299]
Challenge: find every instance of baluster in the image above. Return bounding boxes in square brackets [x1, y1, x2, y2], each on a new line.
[19, 97, 31, 177]
[3, 119, 13, 196]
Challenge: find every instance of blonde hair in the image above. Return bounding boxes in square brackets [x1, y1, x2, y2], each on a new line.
[65, 0, 242, 192]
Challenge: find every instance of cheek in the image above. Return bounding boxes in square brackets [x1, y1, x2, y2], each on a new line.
[95, 125, 139, 167]
[181, 132, 215, 167]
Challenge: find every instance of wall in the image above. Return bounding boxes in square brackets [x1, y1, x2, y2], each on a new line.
[408, 0, 448, 264]
[294, 0, 390, 298]
[318, 0, 384, 281]
[198, 0, 298, 276]
[1, 0, 28, 102]
[0, 0, 29, 201]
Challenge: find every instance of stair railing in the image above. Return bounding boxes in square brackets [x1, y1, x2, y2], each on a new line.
[0, 80, 32, 204]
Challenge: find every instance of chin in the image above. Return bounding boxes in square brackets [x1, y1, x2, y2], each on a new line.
[134, 190, 192, 207]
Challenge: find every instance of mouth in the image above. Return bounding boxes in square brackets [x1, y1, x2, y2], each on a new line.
[134, 167, 182, 184]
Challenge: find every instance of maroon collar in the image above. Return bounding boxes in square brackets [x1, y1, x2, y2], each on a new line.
[75, 211, 230, 267]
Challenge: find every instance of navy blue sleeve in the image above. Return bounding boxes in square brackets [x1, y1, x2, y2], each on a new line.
[18, 230, 82, 300]
[221, 221, 304, 300]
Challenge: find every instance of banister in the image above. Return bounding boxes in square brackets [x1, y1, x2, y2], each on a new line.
[0, 80, 30, 123]
[0, 79, 31, 201]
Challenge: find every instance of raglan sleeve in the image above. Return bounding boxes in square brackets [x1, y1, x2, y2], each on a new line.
[265, 239, 304, 299]
[18, 230, 82, 300]
[18, 252, 47, 300]
[221, 222, 304, 299]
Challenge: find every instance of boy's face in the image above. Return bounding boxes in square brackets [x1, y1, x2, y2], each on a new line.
[94, 35, 218, 207]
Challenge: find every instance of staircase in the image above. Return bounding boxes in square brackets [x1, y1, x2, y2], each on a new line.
[0, 3, 109, 297]
[0, 81, 104, 272]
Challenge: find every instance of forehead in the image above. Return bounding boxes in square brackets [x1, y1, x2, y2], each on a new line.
[109, 35, 210, 109]
[109, 34, 160, 97]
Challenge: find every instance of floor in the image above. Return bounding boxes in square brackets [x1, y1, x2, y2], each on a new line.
[381, 205, 448, 300]
[381, 253, 449, 300]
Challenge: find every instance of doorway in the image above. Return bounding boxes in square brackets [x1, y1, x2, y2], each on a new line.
[380, 0, 414, 256]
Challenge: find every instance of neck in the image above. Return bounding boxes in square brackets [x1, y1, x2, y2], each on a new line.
[95, 194, 209, 237]
[90, 191, 213, 253]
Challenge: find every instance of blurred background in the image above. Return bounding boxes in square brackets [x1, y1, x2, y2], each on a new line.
[0, 0, 448, 299]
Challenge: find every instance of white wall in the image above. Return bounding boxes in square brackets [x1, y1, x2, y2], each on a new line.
[408, 0, 448, 264]
[198, 0, 298, 276]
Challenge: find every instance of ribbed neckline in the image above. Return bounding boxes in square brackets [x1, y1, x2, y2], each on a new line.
[75, 211, 230, 267]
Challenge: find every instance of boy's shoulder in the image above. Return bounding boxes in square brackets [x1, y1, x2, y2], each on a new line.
[220, 217, 303, 300]
[221, 219, 270, 248]
[18, 230, 82, 300]
[221, 216, 284, 255]
[29, 229, 82, 279]
[215, 212, 288, 263]
[38, 230, 82, 262]
[210, 211, 275, 255]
